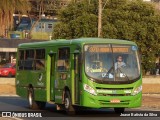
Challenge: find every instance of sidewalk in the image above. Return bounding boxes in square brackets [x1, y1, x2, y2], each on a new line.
[142, 94, 160, 110]
[143, 75, 160, 84]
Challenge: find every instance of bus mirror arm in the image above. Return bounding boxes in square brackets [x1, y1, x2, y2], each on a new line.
[49, 50, 56, 57]
[74, 50, 80, 54]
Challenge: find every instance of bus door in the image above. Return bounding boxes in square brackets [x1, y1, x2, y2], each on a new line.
[73, 50, 81, 104]
[49, 50, 56, 101]
[55, 47, 70, 103]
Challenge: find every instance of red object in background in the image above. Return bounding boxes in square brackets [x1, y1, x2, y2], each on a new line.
[0, 63, 16, 77]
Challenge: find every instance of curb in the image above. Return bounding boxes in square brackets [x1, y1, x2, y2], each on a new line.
[0, 94, 18, 97]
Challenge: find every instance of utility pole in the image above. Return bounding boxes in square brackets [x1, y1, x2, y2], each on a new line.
[98, 0, 102, 38]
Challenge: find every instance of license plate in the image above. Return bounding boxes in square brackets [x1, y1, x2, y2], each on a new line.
[110, 99, 120, 103]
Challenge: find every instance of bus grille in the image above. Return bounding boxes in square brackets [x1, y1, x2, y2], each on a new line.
[98, 93, 131, 96]
[96, 87, 133, 96]
[96, 87, 133, 90]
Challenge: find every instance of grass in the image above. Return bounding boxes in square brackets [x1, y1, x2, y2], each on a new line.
[31, 32, 52, 40]
[8, 31, 52, 40]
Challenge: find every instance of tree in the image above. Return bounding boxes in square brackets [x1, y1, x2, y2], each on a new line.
[53, 0, 160, 74]
[53, 0, 98, 39]
[30, 0, 71, 16]
[0, 0, 31, 37]
[152, 0, 160, 2]
[27, 0, 71, 39]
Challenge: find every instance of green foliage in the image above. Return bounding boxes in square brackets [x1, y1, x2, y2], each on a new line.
[53, 0, 98, 39]
[53, 0, 160, 74]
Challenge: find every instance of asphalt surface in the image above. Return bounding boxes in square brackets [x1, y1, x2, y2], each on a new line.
[0, 96, 159, 120]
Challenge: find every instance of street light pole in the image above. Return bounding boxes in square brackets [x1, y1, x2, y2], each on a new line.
[98, 0, 102, 38]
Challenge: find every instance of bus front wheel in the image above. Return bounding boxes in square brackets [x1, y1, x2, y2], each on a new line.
[37, 101, 46, 109]
[64, 91, 75, 115]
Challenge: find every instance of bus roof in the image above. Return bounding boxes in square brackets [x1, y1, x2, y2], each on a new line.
[18, 38, 137, 49]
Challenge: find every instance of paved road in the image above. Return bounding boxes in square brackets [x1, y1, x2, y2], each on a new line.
[0, 96, 159, 120]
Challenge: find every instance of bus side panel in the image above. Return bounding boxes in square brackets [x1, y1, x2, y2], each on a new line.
[54, 72, 69, 104]
[54, 88, 63, 104]
[16, 86, 47, 102]
[16, 86, 28, 99]
[16, 70, 47, 102]
[16, 71, 30, 98]
[34, 89, 47, 101]
[28, 71, 47, 102]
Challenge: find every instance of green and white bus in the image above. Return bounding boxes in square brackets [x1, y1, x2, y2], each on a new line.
[16, 38, 142, 114]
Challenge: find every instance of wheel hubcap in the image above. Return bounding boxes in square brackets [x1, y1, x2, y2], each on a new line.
[29, 93, 32, 106]
[65, 97, 69, 109]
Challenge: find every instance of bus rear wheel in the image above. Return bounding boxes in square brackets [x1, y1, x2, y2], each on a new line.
[28, 88, 39, 109]
[114, 108, 125, 114]
[28, 88, 46, 110]
[64, 91, 75, 115]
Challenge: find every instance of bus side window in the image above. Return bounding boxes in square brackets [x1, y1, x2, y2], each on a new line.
[24, 50, 34, 70]
[24, 58, 34, 70]
[35, 60, 45, 70]
[35, 49, 45, 70]
[18, 50, 24, 70]
[57, 48, 70, 71]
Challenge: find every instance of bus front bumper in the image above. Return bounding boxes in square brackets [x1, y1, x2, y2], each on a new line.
[81, 91, 142, 108]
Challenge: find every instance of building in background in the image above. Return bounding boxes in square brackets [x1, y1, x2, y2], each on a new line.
[0, 39, 46, 65]
[16, 17, 57, 33]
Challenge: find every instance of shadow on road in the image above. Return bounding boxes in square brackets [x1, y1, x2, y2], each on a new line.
[0, 96, 122, 117]
[1, 96, 153, 118]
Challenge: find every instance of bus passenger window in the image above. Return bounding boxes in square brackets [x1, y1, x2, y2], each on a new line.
[18, 50, 25, 70]
[26, 50, 34, 59]
[24, 58, 34, 70]
[23, 49, 34, 70]
[35, 60, 45, 70]
[35, 49, 45, 70]
[57, 48, 70, 71]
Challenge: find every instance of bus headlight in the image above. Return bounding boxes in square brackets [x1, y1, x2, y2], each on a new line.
[84, 84, 97, 96]
[132, 85, 142, 96]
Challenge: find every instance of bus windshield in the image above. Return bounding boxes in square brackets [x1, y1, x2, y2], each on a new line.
[84, 44, 140, 83]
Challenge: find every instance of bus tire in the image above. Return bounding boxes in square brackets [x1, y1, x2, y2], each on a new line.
[64, 91, 75, 115]
[37, 101, 46, 110]
[28, 88, 39, 110]
[114, 108, 125, 114]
